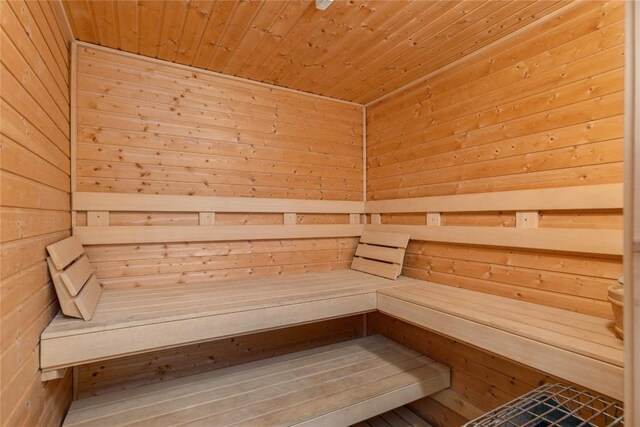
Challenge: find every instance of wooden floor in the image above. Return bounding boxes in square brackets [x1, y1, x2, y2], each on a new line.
[41, 270, 411, 371]
[354, 407, 432, 427]
[63, 335, 450, 427]
[378, 282, 624, 400]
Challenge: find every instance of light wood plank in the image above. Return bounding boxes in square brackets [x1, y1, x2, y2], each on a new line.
[366, 183, 623, 213]
[352, 257, 401, 280]
[62, 336, 449, 427]
[355, 244, 405, 264]
[60, 254, 93, 296]
[516, 211, 539, 228]
[86, 211, 108, 226]
[366, 224, 623, 255]
[198, 212, 215, 226]
[73, 224, 364, 245]
[359, 231, 410, 249]
[47, 236, 84, 270]
[73, 192, 364, 214]
[74, 274, 102, 321]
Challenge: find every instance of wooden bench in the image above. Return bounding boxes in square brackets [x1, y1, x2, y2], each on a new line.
[62, 336, 450, 426]
[377, 282, 624, 400]
[40, 270, 414, 373]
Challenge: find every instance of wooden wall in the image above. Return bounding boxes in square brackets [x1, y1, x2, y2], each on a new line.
[366, 0, 624, 319]
[75, 44, 364, 289]
[1, 1, 73, 425]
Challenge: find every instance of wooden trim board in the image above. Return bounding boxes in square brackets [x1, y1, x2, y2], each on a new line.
[73, 192, 364, 214]
[365, 224, 623, 256]
[365, 183, 623, 213]
[73, 224, 365, 245]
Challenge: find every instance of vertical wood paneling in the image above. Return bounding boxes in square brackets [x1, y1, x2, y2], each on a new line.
[366, 1, 624, 319]
[0, 1, 72, 425]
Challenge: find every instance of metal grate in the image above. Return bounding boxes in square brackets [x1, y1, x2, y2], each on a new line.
[464, 383, 624, 427]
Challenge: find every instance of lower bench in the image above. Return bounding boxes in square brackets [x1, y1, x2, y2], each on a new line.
[62, 335, 450, 427]
[378, 282, 624, 401]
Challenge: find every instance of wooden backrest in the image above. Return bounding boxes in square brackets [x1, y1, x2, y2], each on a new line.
[351, 231, 411, 280]
[46, 236, 102, 320]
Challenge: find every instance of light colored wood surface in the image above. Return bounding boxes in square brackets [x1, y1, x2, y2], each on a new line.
[366, 184, 623, 213]
[75, 316, 365, 399]
[366, 223, 622, 255]
[46, 236, 103, 320]
[354, 406, 432, 427]
[74, 192, 365, 214]
[1, 0, 74, 425]
[74, 44, 364, 200]
[624, 0, 639, 424]
[60, 254, 93, 296]
[377, 281, 624, 400]
[74, 224, 365, 245]
[369, 312, 557, 426]
[46, 235, 84, 270]
[62, 336, 449, 427]
[61, 2, 565, 103]
[351, 231, 411, 280]
[40, 270, 407, 372]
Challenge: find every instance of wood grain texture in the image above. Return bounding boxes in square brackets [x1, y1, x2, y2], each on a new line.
[63, 335, 449, 427]
[75, 316, 365, 398]
[75, 44, 363, 200]
[61, 1, 565, 103]
[0, 0, 73, 425]
[367, 312, 621, 426]
[365, 0, 624, 319]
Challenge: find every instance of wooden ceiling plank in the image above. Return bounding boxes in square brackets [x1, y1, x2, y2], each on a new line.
[359, 1, 565, 103]
[251, 2, 346, 84]
[222, 1, 292, 76]
[138, 0, 165, 58]
[315, 0, 466, 100]
[235, 1, 311, 79]
[175, 1, 217, 65]
[190, 1, 239, 68]
[286, 0, 422, 90]
[115, 0, 138, 53]
[206, 0, 265, 72]
[156, 1, 189, 62]
[63, 0, 97, 43]
[366, 0, 611, 117]
[88, 0, 120, 50]
[330, 0, 493, 101]
[353, 0, 524, 102]
[273, 1, 404, 89]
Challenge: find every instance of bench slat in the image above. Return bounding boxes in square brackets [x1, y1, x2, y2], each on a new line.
[62, 336, 449, 427]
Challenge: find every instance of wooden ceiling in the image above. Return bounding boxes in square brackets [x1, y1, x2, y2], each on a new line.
[62, 0, 564, 104]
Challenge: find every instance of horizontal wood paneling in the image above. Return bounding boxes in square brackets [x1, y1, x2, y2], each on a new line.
[62, 1, 565, 103]
[365, 1, 624, 317]
[76, 44, 363, 200]
[76, 315, 365, 398]
[0, 0, 72, 425]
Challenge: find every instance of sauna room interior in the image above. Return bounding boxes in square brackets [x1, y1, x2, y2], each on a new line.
[1, 0, 639, 426]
